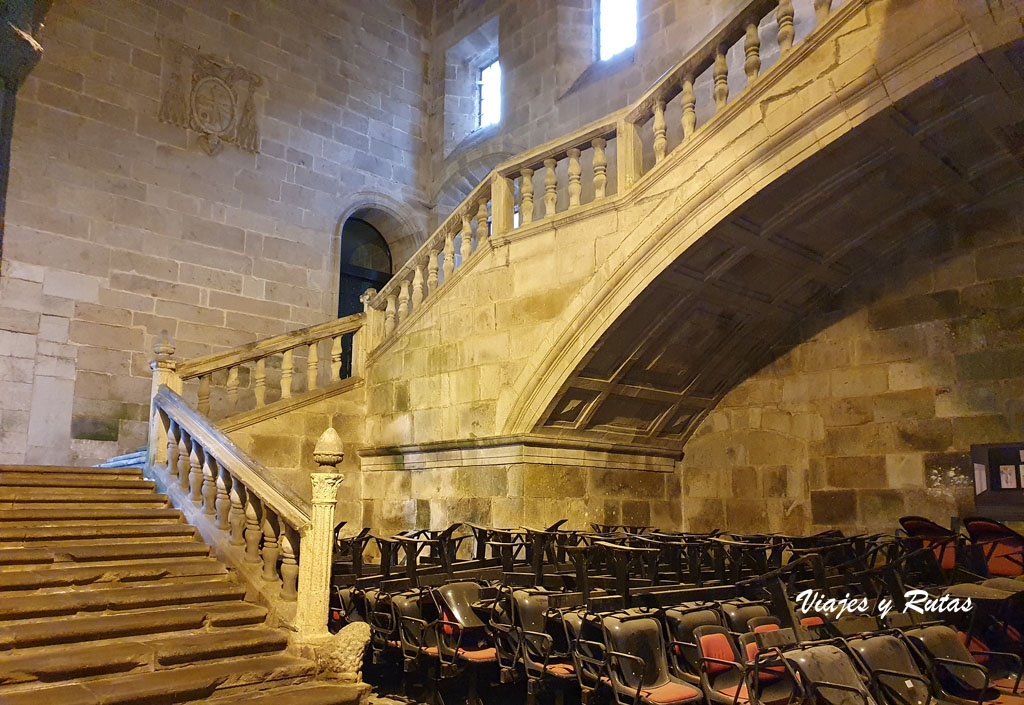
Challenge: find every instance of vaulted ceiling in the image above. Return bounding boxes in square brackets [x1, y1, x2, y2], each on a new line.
[534, 46, 1024, 451]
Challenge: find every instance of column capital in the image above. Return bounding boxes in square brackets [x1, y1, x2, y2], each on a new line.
[310, 472, 345, 505]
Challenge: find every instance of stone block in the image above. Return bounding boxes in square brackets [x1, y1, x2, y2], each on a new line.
[829, 366, 890, 398]
[810, 489, 857, 525]
[870, 389, 936, 423]
[894, 418, 953, 453]
[826, 455, 886, 489]
[868, 291, 959, 330]
[857, 489, 905, 526]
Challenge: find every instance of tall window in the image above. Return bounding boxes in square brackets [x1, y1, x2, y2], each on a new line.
[599, 0, 637, 61]
[478, 60, 501, 128]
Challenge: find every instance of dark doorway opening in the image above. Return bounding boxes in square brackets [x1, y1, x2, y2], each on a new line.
[338, 217, 392, 377]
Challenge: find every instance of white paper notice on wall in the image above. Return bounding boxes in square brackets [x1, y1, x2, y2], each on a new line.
[1020, 450, 1024, 462]
[975, 464, 988, 494]
[1000, 465, 1018, 489]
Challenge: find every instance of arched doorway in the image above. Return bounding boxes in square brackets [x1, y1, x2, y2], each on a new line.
[338, 217, 392, 318]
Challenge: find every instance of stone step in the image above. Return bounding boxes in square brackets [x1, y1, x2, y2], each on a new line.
[0, 653, 315, 704]
[0, 465, 143, 478]
[0, 626, 289, 687]
[0, 576, 244, 621]
[0, 507, 182, 523]
[0, 556, 226, 591]
[0, 538, 210, 568]
[0, 473, 156, 490]
[0, 489, 170, 508]
[0, 522, 194, 543]
[0, 601, 268, 650]
[96, 449, 146, 469]
[203, 682, 366, 705]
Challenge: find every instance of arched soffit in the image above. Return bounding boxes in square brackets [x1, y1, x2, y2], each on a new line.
[333, 191, 424, 272]
[501, 20, 1024, 450]
[433, 150, 515, 220]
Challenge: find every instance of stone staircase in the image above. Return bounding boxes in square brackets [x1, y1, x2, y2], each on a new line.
[0, 464, 361, 705]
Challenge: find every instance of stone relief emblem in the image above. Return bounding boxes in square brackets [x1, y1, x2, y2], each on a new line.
[158, 42, 261, 156]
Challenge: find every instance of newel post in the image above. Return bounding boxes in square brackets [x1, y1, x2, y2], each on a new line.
[355, 288, 380, 374]
[294, 427, 345, 638]
[147, 330, 182, 470]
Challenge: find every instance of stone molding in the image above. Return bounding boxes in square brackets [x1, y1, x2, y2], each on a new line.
[358, 433, 679, 473]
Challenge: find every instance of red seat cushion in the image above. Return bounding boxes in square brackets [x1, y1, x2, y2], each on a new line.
[957, 631, 990, 665]
[642, 681, 701, 704]
[460, 646, 497, 661]
[422, 645, 439, 655]
[753, 624, 779, 634]
[718, 684, 750, 703]
[800, 616, 824, 627]
[700, 633, 735, 675]
[744, 642, 784, 680]
[546, 662, 575, 676]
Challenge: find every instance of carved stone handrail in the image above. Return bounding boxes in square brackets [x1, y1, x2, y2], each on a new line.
[364, 0, 842, 352]
[173, 313, 364, 420]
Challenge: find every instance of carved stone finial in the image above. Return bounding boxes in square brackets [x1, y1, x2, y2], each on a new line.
[153, 330, 176, 359]
[359, 287, 378, 312]
[313, 427, 344, 469]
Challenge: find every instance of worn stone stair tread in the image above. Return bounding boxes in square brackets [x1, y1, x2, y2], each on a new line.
[0, 474, 156, 490]
[0, 654, 317, 705]
[0, 539, 209, 567]
[0, 487, 170, 502]
[0, 507, 182, 522]
[0, 626, 289, 686]
[0, 522, 194, 542]
[202, 682, 366, 704]
[0, 556, 225, 590]
[0, 465, 143, 478]
[0, 577, 243, 620]
[0, 600, 264, 649]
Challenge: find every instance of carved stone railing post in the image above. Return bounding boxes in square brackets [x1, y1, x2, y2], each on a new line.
[592, 138, 607, 199]
[148, 331, 181, 470]
[294, 428, 346, 638]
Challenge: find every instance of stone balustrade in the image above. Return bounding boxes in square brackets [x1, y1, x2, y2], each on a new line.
[174, 313, 364, 420]
[364, 0, 842, 351]
[147, 335, 345, 637]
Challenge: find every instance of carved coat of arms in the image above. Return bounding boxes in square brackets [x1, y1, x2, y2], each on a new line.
[158, 42, 261, 155]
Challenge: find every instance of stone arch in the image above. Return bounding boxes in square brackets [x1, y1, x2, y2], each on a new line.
[432, 150, 515, 225]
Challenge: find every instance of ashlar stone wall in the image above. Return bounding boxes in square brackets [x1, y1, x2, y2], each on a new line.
[680, 185, 1024, 536]
[0, 0, 429, 465]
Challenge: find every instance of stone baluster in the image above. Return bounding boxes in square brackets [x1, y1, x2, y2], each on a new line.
[215, 462, 231, 531]
[412, 263, 425, 308]
[398, 280, 411, 321]
[442, 230, 455, 281]
[384, 294, 397, 334]
[460, 212, 472, 264]
[279, 524, 299, 601]
[261, 509, 281, 583]
[294, 428, 346, 637]
[281, 348, 294, 399]
[653, 100, 667, 163]
[197, 375, 210, 416]
[543, 158, 557, 216]
[166, 419, 179, 477]
[226, 366, 239, 412]
[148, 332, 180, 471]
[307, 342, 318, 391]
[228, 479, 246, 546]
[202, 452, 217, 515]
[330, 336, 342, 380]
[567, 148, 582, 206]
[476, 198, 488, 242]
[520, 168, 534, 225]
[243, 492, 263, 563]
[188, 441, 203, 503]
[814, 0, 830, 25]
[681, 75, 696, 139]
[177, 432, 190, 489]
[254, 357, 266, 407]
[713, 45, 729, 111]
[777, 0, 794, 53]
[427, 249, 439, 292]
[593, 138, 607, 199]
[745, 23, 761, 82]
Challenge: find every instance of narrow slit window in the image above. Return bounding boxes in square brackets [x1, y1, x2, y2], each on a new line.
[478, 60, 501, 128]
[599, 0, 637, 61]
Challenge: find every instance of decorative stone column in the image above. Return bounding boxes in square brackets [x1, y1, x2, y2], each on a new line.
[148, 331, 182, 470]
[294, 427, 345, 638]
